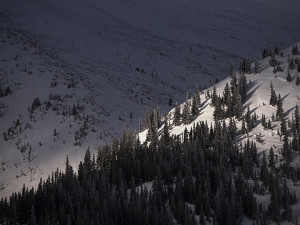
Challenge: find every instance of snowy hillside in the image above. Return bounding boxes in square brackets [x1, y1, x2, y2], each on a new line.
[139, 43, 300, 222]
[140, 43, 300, 147]
[1, 0, 300, 198]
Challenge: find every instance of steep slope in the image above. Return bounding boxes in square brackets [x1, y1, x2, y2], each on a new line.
[140, 43, 300, 151]
[1, 43, 299, 224]
[139, 42, 300, 221]
[1, 0, 300, 198]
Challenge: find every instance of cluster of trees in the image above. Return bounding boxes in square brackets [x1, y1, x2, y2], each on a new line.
[74, 119, 89, 146]
[262, 44, 282, 59]
[239, 58, 252, 74]
[0, 85, 12, 98]
[267, 81, 300, 169]
[1, 108, 300, 224]
[30, 97, 41, 114]
[269, 82, 277, 106]
[173, 86, 201, 127]
[212, 71, 246, 121]
[241, 107, 257, 134]
[1, 43, 299, 225]
[142, 107, 161, 145]
[287, 55, 300, 81]
[2, 119, 22, 141]
[262, 43, 300, 77]
[261, 113, 272, 130]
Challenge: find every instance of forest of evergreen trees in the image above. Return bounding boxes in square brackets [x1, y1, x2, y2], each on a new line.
[1, 102, 300, 224]
[1, 45, 300, 225]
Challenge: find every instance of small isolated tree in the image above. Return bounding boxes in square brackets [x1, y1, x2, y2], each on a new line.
[269, 54, 278, 67]
[168, 97, 173, 107]
[229, 61, 235, 77]
[274, 44, 280, 55]
[262, 48, 271, 59]
[31, 97, 41, 113]
[270, 82, 277, 106]
[289, 59, 296, 70]
[254, 60, 260, 74]
[286, 68, 292, 82]
[292, 45, 299, 55]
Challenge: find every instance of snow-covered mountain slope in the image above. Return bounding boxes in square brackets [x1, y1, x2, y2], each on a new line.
[139, 43, 300, 220]
[1, 0, 300, 105]
[140, 43, 300, 153]
[1, 0, 300, 198]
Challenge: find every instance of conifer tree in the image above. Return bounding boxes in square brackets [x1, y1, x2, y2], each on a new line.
[223, 83, 230, 107]
[156, 106, 161, 127]
[268, 147, 276, 171]
[262, 48, 270, 58]
[211, 85, 218, 106]
[242, 118, 246, 134]
[174, 102, 181, 126]
[282, 134, 291, 168]
[292, 45, 299, 55]
[191, 93, 201, 116]
[213, 97, 224, 121]
[149, 110, 159, 145]
[182, 94, 191, 125]
[231, 85, 242, 119]
[267, 119, 272, 129]
[229, 61, 235, 77]
[270, 82, 277, 106]
[245, 58, 252, 74]
[245, 107, 252, 131]
[276, 94, 284, 120]
[269, 54, 278, 67]
[261, 113, 266, 128]
[83, 148, 92, 176]
[281, 117, 288, 136]
[191, 85, 201, 116]
[286, 68, 292, 82]
[289, 58, 296, 70]
[254, 60, 260, 74]
[168, 97, 173, 107]
[260, 152, 268, 185]
[65, 155, 73, 178]
[239, 72, 247, 98]
[274, 44, 279, 55]
[163, 116, 170, 146]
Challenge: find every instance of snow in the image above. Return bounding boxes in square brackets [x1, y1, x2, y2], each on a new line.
[140, 43, 300, 153]
[0, 0, 300, 200]
[139, 43, 300, 222]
